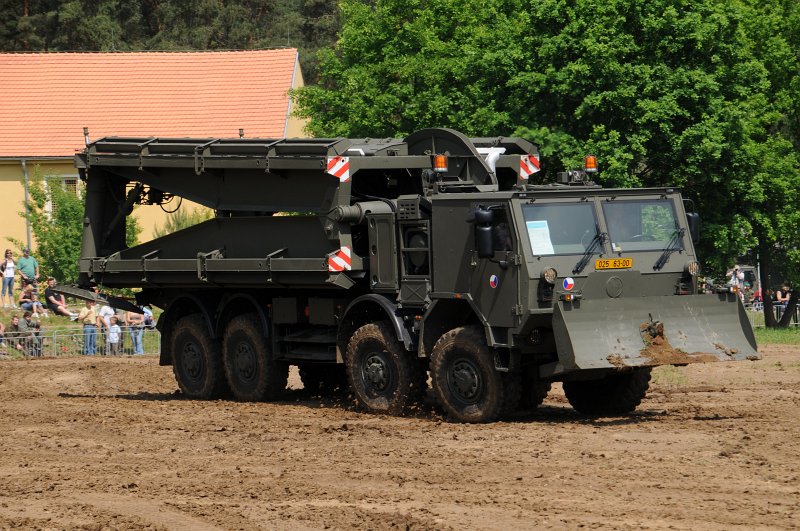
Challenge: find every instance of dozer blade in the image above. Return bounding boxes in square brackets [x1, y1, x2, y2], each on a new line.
[551, 293, 758, 373]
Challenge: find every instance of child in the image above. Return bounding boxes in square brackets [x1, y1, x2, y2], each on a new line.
[19, 285, 48, 318]
[108, 315, 121, 355]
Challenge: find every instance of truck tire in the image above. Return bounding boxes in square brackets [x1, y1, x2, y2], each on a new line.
[519, 366, 551, 411]
[223, 314, 288, 402]
[299, 364, 347, 395]
[430, 326, 505, 423]
[171, 314, 227, 399]
[563, 367, 652, 416]
[345, 321, 421, 414]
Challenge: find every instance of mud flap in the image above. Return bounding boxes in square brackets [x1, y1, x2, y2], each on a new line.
[551, 293, 759, 373]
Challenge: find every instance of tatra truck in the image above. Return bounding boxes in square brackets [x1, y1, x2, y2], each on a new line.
[71, 128, 758, 422]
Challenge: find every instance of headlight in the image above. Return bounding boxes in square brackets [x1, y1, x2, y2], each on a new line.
[685, 261, 700, 276]
[542, 268, 558, 284]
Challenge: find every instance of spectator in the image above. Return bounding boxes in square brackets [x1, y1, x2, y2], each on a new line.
[776, 282, 791, 304]
[0, 321, 5, 349]
[19, 311, 42, 356]
[107, 316, 122, 355]
[143, 305, 155, 329]
[727, 266, 745, 288]
[44, 277, 76, 319]
[126, 309, 145, 355]
[5, 315, 37, 355]
[97, 298, 115, 354]
[5, 315, 24, 351]
[19, 284, 48, 318]
[77, 299, 101, 355]
[743, 284, 754, 304]
[16, 247, 39, 289]
[1, 249, 17, 308]
[775, 282, 791, 319]
[753, 287, 763, 304]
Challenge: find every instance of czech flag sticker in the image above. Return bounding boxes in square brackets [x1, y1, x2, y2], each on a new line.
[489, 275, 499, 289]
[563, 277, 575, 291]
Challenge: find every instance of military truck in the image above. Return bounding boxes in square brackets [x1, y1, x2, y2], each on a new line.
[72, 128, 758, 422]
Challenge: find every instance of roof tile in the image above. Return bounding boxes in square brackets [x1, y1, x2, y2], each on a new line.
[0, 49, 299, 157]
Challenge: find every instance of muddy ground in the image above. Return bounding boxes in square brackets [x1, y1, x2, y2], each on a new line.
[0, 345, 798, 530]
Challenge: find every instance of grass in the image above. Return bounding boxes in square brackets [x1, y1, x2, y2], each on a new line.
[754, 327, 800, 345]
[0, 305, 77, 331]
[650, 365, 689, 387]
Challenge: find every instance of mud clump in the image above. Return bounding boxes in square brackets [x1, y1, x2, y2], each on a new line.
[639, 321, 717, 365]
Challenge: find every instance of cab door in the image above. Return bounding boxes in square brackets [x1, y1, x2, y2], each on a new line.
[470, 205, 519, 329]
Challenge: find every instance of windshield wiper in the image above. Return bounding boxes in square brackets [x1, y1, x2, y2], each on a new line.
[653, 228, 685, 271]
[573, 228, 607, 274]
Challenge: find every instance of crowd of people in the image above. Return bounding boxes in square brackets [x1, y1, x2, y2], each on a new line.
[0, 248, 155, 357]
[727, 265, 794, 317]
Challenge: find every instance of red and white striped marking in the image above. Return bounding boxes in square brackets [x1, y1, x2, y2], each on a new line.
[327, 156, 351, 182]
[327, 246, 352, 272]
[520, 154, 541, 180]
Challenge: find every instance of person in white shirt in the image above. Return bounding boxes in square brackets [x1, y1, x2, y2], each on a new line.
[98, 303, 115, 354]
[107, 316, 122, 355]
[1, 249, 17, 308]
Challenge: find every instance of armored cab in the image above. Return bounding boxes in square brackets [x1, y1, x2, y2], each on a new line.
[74, 128, 758, 422]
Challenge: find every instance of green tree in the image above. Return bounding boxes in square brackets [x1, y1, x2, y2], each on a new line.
[0, 0, 340, 82]
[294, 0, 525, 137]
[152, 206, 214, 238]
[7, 168, 140, 283]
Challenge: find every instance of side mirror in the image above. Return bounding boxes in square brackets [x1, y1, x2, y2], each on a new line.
[468, 207, 495, 258]
[686, 212, 700, 244]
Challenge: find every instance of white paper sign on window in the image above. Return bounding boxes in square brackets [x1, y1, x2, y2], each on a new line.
[527, 220, 555, 255]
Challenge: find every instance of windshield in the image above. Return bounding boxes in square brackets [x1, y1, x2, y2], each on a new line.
[602, 199, 680, 252]
[522, 203, 597, 255]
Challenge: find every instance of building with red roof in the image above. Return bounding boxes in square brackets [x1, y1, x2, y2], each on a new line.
[0, 49, 306, 248]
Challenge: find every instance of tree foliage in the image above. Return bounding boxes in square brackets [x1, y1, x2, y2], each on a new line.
[7, 168, 140, 283]
[0, 0, 339, 81]
[152, 206, 214, 239]
[296, 0, 800, 326]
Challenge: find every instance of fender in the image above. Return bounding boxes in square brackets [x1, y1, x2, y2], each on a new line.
[216, 292, 270, 337]
[339, 294, 414, 352]
[158, 293, 216, 366]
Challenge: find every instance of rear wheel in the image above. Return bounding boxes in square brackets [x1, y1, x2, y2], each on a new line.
[223, 314, 288, 402]
[171, 314, 227, 399]
[430, 326, 505, 423]
[563, 367, 652, 416]
[345, 321, 421, 414]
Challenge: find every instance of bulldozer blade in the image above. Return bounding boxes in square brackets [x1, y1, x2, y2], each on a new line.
[551, 293, 758, 373]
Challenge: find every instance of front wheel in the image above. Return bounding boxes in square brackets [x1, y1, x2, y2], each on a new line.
[430, 326, 505, 423]
[563, 367, 652, 416]
[223, 314, 288, 402]
[345, 321, 421, 414]
[171, 314, 227, 399]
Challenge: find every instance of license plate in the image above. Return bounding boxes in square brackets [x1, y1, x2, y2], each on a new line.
[595, 258, 633, 270]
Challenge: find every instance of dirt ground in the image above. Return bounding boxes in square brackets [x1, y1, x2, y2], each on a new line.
[0, 345, 798, 531]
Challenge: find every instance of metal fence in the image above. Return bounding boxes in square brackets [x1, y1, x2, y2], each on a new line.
[744, 303, 800, 329]
[3, 326, 161, 358]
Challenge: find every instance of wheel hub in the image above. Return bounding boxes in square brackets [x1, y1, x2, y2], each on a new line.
[235, 341, 256, 381]
[450, 359, 481, 403]
[364, 353, 390, 391]
[183, 341, 203, 380]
